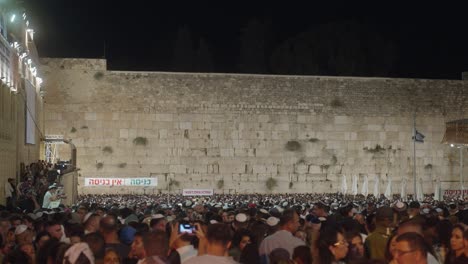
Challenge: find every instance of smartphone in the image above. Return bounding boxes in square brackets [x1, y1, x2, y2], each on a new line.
[179, 223, 195, 234]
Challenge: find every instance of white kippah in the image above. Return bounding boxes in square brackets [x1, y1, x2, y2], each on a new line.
[266, 217, 279, 227]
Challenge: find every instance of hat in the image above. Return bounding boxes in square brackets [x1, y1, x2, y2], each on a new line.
[259, 209, 269, 215]
[124, 214, 139, 224]
[409, 201, 420, 209]
[235, 213, 248, 223]
[305, 214, 321, 224]
[27, 212, 43, 220]
[266, 216, 280, 227]
[393, 201, 407, 212]
[15, 225, 28, 235]
[142, 217, 152, 226]
[119, 226, 136, 245]
[152, 214, 164, 219]
[376, 206, 394, 220]
[48, 183, 58, 190]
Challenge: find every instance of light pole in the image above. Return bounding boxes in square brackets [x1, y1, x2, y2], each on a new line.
[450, 143, 465, 199]
[460, 146, 464, 199]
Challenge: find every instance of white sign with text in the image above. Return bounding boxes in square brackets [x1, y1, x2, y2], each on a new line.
[182, 189, 214, 196]
[84, 178, 157, 187]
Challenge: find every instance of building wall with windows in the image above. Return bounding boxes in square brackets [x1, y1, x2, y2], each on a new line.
[42, 58, 468, 195]
[0, 7, 44, 203]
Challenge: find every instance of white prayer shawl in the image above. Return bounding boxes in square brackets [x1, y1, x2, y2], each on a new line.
[434, 178, 441, 201]
[361, 175, 369, 197]
[373, 175, 380, 197]
[384, 178, 392, 199]
[341, 175, 348, 195]
[416, 178, 424, 201]
[352, 175, 358, 196]
[400, 178, 407, 201]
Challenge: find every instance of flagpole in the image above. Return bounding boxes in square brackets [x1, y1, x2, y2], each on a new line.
[461, 147, 464, 200]
[413, 112, 417, 198]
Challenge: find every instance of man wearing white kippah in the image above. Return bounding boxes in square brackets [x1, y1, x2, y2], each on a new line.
[259, 209, 304, 264]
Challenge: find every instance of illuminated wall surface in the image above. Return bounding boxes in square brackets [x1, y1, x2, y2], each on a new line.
[42, 58, 468, 194]
[0, 8, 43, 203]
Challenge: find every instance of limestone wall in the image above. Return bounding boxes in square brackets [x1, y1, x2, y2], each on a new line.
[0, 85, 17, 203]
[41, 58, 468, 195]
[0, 81, 43, 203]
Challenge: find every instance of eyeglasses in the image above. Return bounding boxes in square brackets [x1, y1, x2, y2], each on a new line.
[333, 240, 349, 247]
[394, 249, 417, 256]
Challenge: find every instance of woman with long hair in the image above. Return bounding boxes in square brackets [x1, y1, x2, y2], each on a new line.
[317, 227, 348, 264]
[229, 229, 254, 262]
[445, 224, 467, 264]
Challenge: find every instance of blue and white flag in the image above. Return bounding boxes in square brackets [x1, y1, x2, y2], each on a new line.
[413, 129, 425, 143]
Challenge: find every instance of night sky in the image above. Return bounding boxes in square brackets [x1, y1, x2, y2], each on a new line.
[21, 0, 468, 80]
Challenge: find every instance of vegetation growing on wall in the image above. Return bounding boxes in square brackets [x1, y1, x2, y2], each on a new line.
[133, 137, 148, 146]
[70, 127, 77, 133]
[102, 146, 113, 154]
[308, 138, 319, 142]
[118, 163, 127, 168]
[81, 125, 88, 129]
[168, 179, 180, 189]
[94, 72, 104, 80]
[285, 141, 301, 151]
[425, 164, 433, 169]
[289, 182, 293, 189]
[363, 144, 386, 153]
[330, 98, 344, 107]
[217, 179, 224, 189]
[96, 162, 103, 169]
[331, 155, 338, 165]
[266, 177, 278, 191]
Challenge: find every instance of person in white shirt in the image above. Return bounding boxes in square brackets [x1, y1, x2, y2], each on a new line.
[169, 222, 198, 263]
[259, 209, 305, 263]
[42, 184, 59, 209]
[185, 223, 237, 264]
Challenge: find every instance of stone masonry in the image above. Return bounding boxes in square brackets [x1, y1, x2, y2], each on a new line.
[41, 58, 468, 195]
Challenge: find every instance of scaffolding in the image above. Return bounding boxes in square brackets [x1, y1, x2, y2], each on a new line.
[44, 135, 66, 163]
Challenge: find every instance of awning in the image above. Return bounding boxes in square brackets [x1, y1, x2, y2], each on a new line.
[441, 119, 468, 146]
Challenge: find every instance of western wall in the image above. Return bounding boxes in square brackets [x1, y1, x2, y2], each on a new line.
[41, 58, 468, 195]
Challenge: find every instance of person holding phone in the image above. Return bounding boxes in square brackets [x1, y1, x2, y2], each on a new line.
[168, 221, 198, 263]
[184, 223, 237, 264]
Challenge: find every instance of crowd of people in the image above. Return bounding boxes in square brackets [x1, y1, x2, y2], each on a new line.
[2, 162, 468, 263]
[5, 160, 65, 213]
